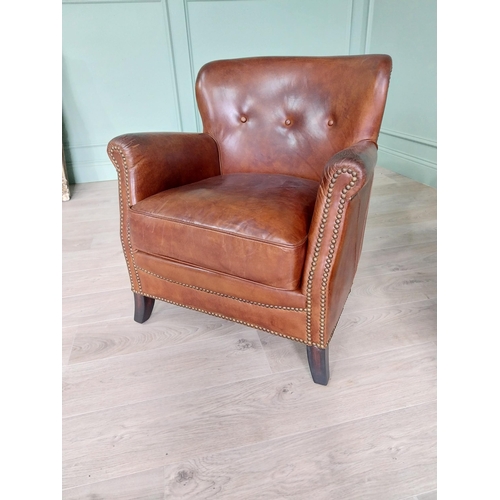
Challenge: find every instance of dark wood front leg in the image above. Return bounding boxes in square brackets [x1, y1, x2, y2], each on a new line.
[307, 345, 330, 386]
[134, 293, 155, 323]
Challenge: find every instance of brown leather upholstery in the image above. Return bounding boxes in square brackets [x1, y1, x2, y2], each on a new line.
[129, 173, 319, 289]
[196, 56, 390, 180]
[107, 55, 392, 385]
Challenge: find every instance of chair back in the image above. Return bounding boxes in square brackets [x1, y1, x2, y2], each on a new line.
[196, 55, 392, 181]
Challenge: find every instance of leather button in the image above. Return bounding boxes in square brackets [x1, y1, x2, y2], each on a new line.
[285, 119, 292, 126]
[328, 119, 334, 126]
[240, 116, 247, 123]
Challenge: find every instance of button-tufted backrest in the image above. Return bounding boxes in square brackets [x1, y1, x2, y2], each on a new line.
[195, 55, 392, 181]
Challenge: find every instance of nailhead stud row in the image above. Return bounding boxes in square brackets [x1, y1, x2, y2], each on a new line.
[134, 289, 321, 347]
[305, 167, 358, 348]
[110, 143, 358, 349]
[109, 146, 142, 292]
[138, 267, 306, 311]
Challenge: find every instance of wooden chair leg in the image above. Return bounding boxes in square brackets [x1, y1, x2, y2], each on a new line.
[306, 345, 330, 386]
[134, 293, 155, 323]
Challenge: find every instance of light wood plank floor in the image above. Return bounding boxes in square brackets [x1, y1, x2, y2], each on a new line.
[62, 167, 437, 500]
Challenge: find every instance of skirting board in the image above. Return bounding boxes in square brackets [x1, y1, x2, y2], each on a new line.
[66, 161, 117, 185]
[377, 146, 437, 188]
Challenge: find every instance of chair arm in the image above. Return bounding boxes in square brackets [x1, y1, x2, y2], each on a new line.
[107, 132, 220, 205]
[301, 140, 377, 347]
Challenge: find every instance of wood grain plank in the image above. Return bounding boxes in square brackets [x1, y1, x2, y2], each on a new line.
[63, 265, 130, 297]
[332, 299, 436, 358]
[62, 217, 119, 240]
[260, 299, 436, 374]
[344, 269, 436, 313]
[162, 401, 436, 499]
[375, 166, 430, 184]
[62, 330, 271, 417]
[62, 288, 133, 328]
[62, 245, 125, 273]
[361, 219, 436, 252]
[369, 192, 435, 220]
[63, 326, 77, 366]
[365, 204, 436, 227]
[371, 167, 399, 187]
[378, 167, 429, 186]
[62, 467, 164, 500]
[356, 241, 436, 278]
[62, 190, 118, 209]
[367, 196, 436, 219]
[89, 230, 122, 249]
[62, 202, 120, 223]
[62, 342, 436, 489]
[370, 176, 436, 201]
[68, 304, 247, 364]
[68, 179, 118, 197]
[62, 236, 93, 253]
[416, 491, 437, 500]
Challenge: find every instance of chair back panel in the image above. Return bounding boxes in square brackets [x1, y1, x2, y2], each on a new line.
[196, 55, 391, 181]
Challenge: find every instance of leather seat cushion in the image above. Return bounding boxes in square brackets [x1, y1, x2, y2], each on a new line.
[128, 173, 319, 290]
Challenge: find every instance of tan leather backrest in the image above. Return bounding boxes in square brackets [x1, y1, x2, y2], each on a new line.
[196, 55, 392, 181]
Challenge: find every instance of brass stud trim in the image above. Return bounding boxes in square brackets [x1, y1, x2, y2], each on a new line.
[304, 169, 358, 347]
[109, 146, 142, 292]
[110, 144, 359, 350]
[137, 267, 307, 311]
[134, 290, 320, 346]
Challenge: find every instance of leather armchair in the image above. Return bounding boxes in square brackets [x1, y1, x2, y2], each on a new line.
[107, 55, 392, 385]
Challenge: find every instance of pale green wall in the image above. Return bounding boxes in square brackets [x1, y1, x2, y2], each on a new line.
[367, 0, 437, 187]
[63, 0, 436, 187]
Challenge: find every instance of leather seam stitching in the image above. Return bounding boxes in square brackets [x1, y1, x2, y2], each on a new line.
[136, 250, 300, 291]
[133, 289, 320, 347]
[110, 145, 359, 350]
[129, 209, 309, 249]
[137, 267, 307, 311]
[305, 169, 358, 348]
[108, 145, 143, 292]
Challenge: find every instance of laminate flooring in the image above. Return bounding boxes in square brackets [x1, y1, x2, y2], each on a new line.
[62, 167, 437, 500]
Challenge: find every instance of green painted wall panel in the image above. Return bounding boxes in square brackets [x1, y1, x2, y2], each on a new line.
[62, 0, 436, 186]
[366, 0, 437, 186]
[62, 1, 180, 183]
[176, 0, 353, 131]
[188, 0, 352, 69]
[379, 131, 436, 165]
[349, 0, 370, 55]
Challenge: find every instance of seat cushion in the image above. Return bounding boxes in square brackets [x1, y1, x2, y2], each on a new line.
[128, 173, 319, 290]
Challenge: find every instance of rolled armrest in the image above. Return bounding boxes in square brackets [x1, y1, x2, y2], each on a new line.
[107, 132, 220, 205]
[302, 140, 377, 347]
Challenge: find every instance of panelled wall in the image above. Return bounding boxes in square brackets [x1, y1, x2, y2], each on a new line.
[62, 0, 436, 187]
